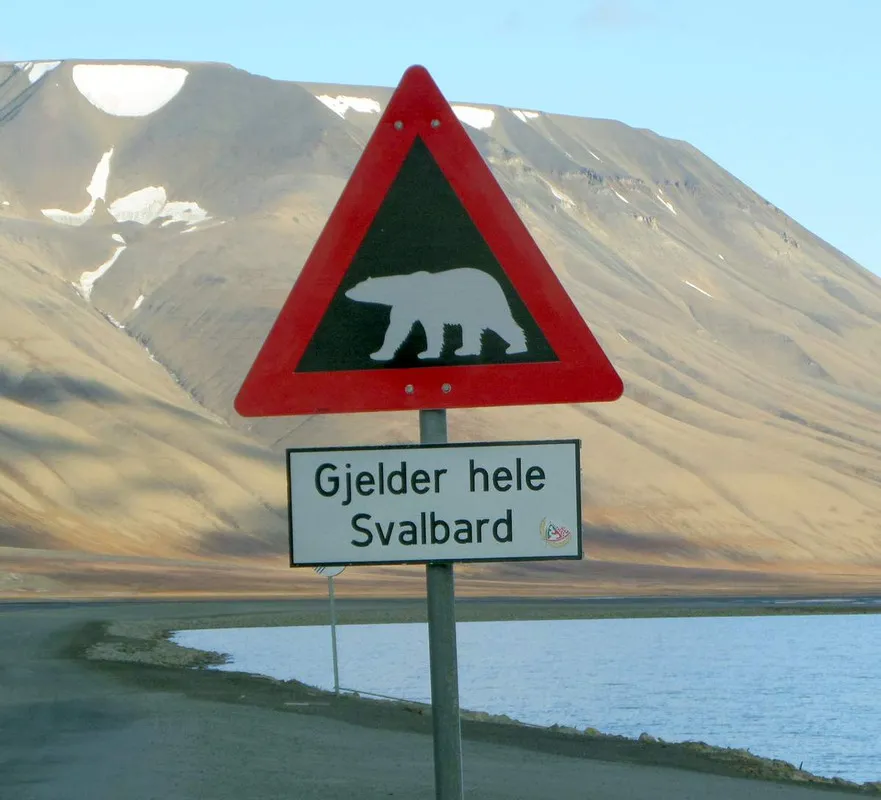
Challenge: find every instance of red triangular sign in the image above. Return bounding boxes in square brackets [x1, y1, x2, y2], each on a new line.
[234, 65, 623, 416]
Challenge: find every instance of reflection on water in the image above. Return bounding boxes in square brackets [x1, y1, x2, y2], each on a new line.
[173, 613, 881, 783]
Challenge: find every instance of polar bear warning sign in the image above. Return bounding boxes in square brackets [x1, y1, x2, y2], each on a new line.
[234, 65, 623, 416]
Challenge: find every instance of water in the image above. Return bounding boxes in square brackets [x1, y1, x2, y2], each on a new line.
[172, 613, 881, 784]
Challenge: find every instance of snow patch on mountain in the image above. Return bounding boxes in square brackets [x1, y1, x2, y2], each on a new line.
[613, 190, 630, 205]
[108, 187, 166, 225]
[87, 148, 113, 200]
[537, 176, 575, 209]
[15, 61, 61, 84]
[41, 147, 114, 226]
[684, 280, 713, 298]
[512, 109, 540, 123]
[112, 233, 126, 244]
[133, 294, 145, 311]
[316, 94, 381, 118]
[72, 64, 188, 117]
[452, 105, 495, 130]
[76, 245, 126, 300]
[588, 149, 603, 162]
[550, 186, 576, 208]
[160, 201, 210, 226]
[41, 206, 93, 227]
[180, 219, 226, 235]
[656, 192, 678, 216]
[107, 187, 210, 228]
[39, 143, 212, 231]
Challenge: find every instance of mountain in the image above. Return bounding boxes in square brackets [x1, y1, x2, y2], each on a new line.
[2, 59, 881, 598]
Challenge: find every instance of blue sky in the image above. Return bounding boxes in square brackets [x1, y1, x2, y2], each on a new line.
[4, 0, 879, 274]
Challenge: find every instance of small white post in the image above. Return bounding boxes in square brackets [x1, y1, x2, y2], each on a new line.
[314, 565, 345, 694]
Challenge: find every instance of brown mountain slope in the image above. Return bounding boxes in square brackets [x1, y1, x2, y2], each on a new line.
[0, 230, 288, 560]
[2, 59, 880, 596]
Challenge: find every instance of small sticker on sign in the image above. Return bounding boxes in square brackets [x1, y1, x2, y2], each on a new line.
[540, 518, 572, 548]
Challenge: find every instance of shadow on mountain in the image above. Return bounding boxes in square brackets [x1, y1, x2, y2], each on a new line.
[0, 368, 210, 424]
[198, 530, 282, 558]
[26, 563, 283, 594]
[0, 370, 283, 451]
[0, 369, 126, 408]
[0, 424, 109, 456]
[489, 557, 779, 585]
[0, 524, 61, 550]
[225, 440, 284, 464]
[196, 498, 287, 558]
[144, 398, 215, 424]
[582, 525, 703, 558]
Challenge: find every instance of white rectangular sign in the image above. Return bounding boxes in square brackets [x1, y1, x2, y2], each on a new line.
[286, 439, 582, 566]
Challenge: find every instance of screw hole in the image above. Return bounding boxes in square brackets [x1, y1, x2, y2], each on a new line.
[394, 120, 404, 130]
[405, 384, 415, 394]
[442, 383, 452, 393]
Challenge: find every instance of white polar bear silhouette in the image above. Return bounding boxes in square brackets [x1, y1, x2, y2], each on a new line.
[344, 268, 528, 361]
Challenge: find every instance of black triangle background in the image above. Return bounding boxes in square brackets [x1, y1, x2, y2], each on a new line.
[295, 137, 559, 373]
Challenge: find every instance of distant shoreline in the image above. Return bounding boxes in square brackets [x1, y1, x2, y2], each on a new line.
[8, 592, 881, 615]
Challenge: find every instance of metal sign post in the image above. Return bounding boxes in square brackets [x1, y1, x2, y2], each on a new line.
[314, 565, 345, 695]
[420, 409, 464, 800]
[328, 575, 339, 695]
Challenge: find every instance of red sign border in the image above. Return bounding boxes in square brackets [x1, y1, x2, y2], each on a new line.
[234, 65, 623, 416]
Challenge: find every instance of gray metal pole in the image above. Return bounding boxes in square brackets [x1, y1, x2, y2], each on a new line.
[328, 576, 340, 695]
[420, 409, 464, 800]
